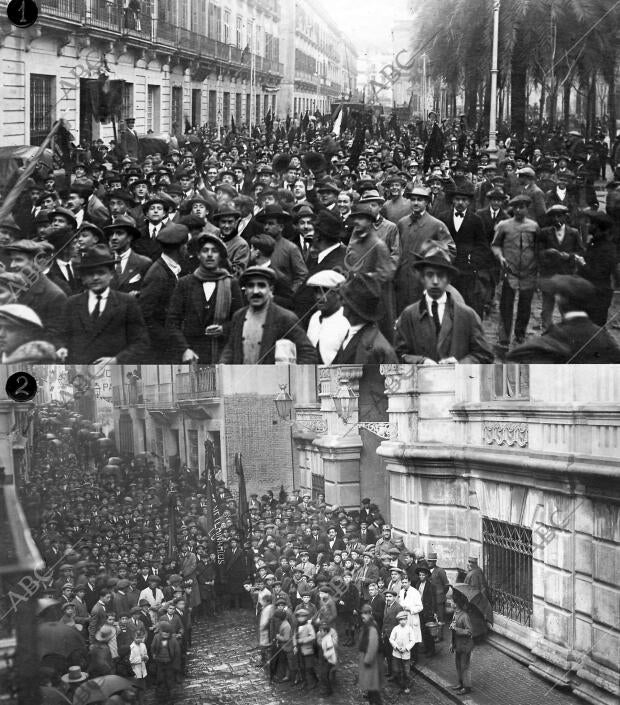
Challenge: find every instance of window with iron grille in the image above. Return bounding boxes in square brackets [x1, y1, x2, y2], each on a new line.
[147, 84, 160, 132]
[311, 473, 325, 501]
[188, 429, 198, 470]
[209, 90, 217, 126]
[482, 517, 533, 627]
[171, 86, 183, 130]
[191, 89, 201, 127]
[118, 413, 134, 455]
[30, 74, 54, 146]
[122, 83, 133, 122]
[494, 364, 529, 400]
[235, 93, 242, 124]
[222, 92, 230, 125]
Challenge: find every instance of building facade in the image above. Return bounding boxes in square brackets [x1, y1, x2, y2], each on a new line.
[289, 363, 619, 705]
[279, 0, 357, 118]
[0, 0, 283, 146]
[109, 364, 319, 496]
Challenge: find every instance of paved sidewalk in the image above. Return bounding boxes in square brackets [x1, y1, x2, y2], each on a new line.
[414, 638, 586, 705]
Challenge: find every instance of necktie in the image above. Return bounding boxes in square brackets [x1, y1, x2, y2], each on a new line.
[92, 294, 103, 319]
[455, 212, 464, 218]
[403, 589, 408, 598]
[115, 257, 122, 275]
[431, 300, 441, 336]
[66, 263, 75, 286]
[151, 225, 158, 239]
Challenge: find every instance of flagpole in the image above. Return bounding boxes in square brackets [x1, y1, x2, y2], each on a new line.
[249, 43, 256, 137]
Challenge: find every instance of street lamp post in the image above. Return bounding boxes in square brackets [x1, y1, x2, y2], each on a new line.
[488, 0, 501, 162]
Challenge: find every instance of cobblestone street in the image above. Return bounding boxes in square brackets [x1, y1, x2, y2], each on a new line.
[145, 608, 455, 705]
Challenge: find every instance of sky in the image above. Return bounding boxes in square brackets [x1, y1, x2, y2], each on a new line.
[323, 0, 410, 55]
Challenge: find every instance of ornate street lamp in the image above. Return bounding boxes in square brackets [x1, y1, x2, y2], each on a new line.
[331, 378, 398, 441]
[274, 384, 293, 421]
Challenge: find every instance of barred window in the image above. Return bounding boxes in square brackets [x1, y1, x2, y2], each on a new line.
[311, 473, 325, 501]
[482, 518, 533, 627]
[118, 413, 134, 455]
[188, 429, 198, 470]
[30, 74, 54, 146]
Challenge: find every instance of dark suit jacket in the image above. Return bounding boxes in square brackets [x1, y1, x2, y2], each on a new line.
[537, 226, 584, 277]
[19, 275, 67, 347]
[139, 258, 180, 362]
[332, 324, 398, 365]
[47, 260, 83, 296]
[415, 580, 437, 621]
[440, 210, 493, 274]
[475, 206, 509, 244]
[133, 226, 163, 260]
[394, 295, 494, 364]
[167, 273, 243, 363]
[62, 289, 150, 363]
[111, 250, 153, 295]
[219, 301, 317, 364]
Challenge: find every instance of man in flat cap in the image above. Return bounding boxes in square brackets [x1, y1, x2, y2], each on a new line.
[305, 270, 349, 364]
[516, 166, 546, 223]
[220, 266, 316, 364]
[492, 194, 540, 350]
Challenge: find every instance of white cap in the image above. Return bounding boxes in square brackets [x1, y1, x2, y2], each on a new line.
[306, 270, 346, 289]
[0, 304, 43, 328]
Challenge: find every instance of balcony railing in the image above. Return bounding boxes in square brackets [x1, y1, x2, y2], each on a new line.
[29, 0, 283, 76]
[176, 367, 218, 401]
[112, 381, 144, 407]
[143, 383, 174, 409]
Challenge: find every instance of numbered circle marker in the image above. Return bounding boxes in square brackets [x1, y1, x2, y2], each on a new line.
[6, 372, 37, 402]
[7, 0, 38, 28]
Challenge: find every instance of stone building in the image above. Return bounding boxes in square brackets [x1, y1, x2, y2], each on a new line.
[279, 0, 358, 118]
[0, 0, 282, 145]
[290, 363, 619, 705]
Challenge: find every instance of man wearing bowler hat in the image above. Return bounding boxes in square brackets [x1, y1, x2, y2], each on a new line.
[440, 182, 494, 318]
[220, 266, 316, 364]
[507, 274, 620, 363]
[139, 222, 189, 362]
[167, 233, 243, 363]
[394, 242, 493, 364]
[58, 243, 149, 364]
[104, 215, 152, 296]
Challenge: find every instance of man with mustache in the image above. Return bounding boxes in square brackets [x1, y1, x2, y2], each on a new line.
[219, 266, 316, 364]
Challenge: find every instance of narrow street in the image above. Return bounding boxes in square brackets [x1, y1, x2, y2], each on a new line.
[146, 608, 455, 705]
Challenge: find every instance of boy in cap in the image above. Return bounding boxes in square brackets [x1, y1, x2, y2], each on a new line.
[389, 611, 416, 693]
[294, 608, 318, 690]
[316, 618, 339, 696]
[151, 621, 182, 700]
[304, 269, 349, 364]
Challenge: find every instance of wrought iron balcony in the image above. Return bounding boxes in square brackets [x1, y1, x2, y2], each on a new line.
[112, 381, 144, 407]
[22, 0, 283, 76]
[176, 366, 219, 402]
[143, 383, 174, 409]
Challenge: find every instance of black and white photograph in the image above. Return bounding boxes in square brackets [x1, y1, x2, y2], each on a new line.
[0, 362, 619, 705]
[0, 0, 618, 363]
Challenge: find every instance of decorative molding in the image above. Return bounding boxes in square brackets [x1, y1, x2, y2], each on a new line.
[294, 412, 328, 435]
[24, 25, 42, 52]
[356, 422, 398, 440]
[483, 422, 528, 448]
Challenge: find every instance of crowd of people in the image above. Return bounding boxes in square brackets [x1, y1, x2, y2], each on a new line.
[23, 401, 491, 704]
[1, 113, 619, 366]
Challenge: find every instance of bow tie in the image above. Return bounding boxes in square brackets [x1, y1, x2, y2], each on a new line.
[455, 212, 464, 218]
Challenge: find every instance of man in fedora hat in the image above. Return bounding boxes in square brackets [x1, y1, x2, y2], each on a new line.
[139, 223, 189, 362]
[120, 117, 139, 159]
[426, 553, 449, 640]
[3, 239, 67, 347]
[255, 204, 308, 293]
[507, 274, 620, 363]
[58, 243, 149, 364]
[305, 270, 349, 365]
[212, 205, 249, 277]
[104, 215, 152, 297]
[395, 185, 454, 314]
[440, 182, 494, 318]
[394, 242, 493, 364]
[220, 266, 316, 364]
[167, 233, 242, 363]
[492, 193, 540, 348]
[537, 204, 585, 331]
[332, 273, 398, 364]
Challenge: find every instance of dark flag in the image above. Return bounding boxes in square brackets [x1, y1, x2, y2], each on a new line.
[167, 488, 177, 561]
[205, 440, 225, 564]
[231, 114, 236, 134]
[52, 119, 74, 171]
[234, 452, 250, 546]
